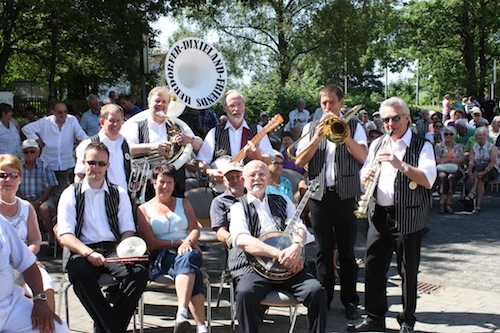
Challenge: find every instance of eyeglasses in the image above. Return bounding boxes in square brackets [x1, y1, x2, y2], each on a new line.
[85, 160, 107, 167]
[23, 150, 37, 154]
[381, 115, 402, 123]
[0, 172, 20, 179]
[444, 133, 454, 136]
[271, 161, 284, 166]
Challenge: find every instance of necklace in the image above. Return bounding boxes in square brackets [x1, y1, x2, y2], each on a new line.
[0, 197, 16, 206]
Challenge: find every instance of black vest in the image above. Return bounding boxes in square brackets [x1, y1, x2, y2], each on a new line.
[373, 134, 433, 234]
[89, 134, 131, 185]
[308, 118, 363, 200]
[213, 122, 258, 164]
[228, 194, 287, 279]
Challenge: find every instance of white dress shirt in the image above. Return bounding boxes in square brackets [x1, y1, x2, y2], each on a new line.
[57, 179, 135, 244]
[22, 115, 88, 171]
[122, 114, 173, 145]
[360, 128, 437, 206]
[298, 119, 367, 186]
[196, 120, 274, 164]
[0, 120, 22, 158]
[285, 109, 310, 131]
[229, 193, 306, 247]
[74, 132, 129, 190]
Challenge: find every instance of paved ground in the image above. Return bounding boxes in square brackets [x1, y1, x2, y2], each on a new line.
[40, 189, 500, 333]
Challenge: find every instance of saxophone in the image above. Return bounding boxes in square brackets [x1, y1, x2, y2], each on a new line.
[354, 131, 393, 219]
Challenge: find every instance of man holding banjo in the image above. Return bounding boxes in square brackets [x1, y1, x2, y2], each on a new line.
[228, 160, 327, 333]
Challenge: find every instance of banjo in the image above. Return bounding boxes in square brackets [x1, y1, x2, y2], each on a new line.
[250, 181, 319, 281]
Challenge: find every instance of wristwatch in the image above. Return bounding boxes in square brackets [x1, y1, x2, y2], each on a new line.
[34, 293, 47, 301]
[401, 163, 410, 173]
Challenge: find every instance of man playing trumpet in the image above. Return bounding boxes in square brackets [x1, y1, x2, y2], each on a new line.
[295, 84, 368, 318]
[348, 97, 436, 333]
[123, 86, 202, 198]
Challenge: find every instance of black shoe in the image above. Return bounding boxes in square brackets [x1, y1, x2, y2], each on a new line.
[347, 319, 385, 332]
[173, 320, 192, 333]
[345, 303, 360, 320]
[399, 323, 414, 333]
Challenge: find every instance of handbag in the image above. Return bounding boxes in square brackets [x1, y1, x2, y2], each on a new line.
[437, 163, 459, 173]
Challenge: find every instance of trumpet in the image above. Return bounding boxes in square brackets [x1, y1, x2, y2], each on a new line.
[287, 105, 363, 162]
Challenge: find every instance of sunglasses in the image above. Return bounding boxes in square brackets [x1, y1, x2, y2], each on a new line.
[444, 133, 454, 136]
[381, 115, 402, 123]
[0, 172, 20, 179]
[86, 160, 107, 167]
[271, 161, 284, 166]
[23, 150, 37, 154]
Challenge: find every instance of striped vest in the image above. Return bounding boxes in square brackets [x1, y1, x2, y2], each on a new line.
[89, 134, 131, 185]
[228, 194, 287, 279]
[74, 181, 121, 240]
[213, 123, 258, 164]
[308, 118, 362, 200]
[374, 134, 432, 235]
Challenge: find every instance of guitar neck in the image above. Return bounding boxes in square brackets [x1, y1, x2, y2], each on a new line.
[282, 191, 312, 235]
[231, 130, 267, 163]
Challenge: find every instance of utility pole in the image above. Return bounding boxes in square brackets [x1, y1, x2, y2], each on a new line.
[416, 59, 419, 106]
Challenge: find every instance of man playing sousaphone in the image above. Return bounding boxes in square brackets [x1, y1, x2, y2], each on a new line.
[196, 90, 274, 186]
[122, 86, 203, 198]
[228, 160, 327, 333]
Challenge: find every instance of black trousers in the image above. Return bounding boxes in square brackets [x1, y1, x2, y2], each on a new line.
[234, 269, 327, 333]
[309, 190, 359, 308]
[364, 205, 423, 327]
[67, 242, 149, 333]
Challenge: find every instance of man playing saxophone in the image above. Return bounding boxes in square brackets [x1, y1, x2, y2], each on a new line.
[348, 97, 436, 333]
[295, 84, 368, 318]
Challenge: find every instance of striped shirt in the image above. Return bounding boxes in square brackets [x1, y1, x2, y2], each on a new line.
[18, 159, 58, 201]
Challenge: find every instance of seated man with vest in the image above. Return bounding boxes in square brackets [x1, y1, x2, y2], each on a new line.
[228, 160, 327, 333]
[74, 104, 131, 191]
[196, 90, 274, 187]
[122, 86, 202, 198]
[57, 142, 148, 333]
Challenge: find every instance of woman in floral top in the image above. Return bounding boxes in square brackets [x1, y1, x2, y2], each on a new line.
[434, 126, 465, 213]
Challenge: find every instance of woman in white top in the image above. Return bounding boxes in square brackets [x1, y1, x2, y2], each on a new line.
[137, 164, 207, 333]
[488, 116, 500, 141]
[0, 154, 56, 311]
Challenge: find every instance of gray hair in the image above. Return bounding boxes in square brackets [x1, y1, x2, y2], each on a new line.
[380, 97, 410, 115]
[443, 126, 456, 135]
[455, 119, 468, 128]
[87, 94, 99, 103]
[475, 126, 488, 136]
[222, 90, 246, 107]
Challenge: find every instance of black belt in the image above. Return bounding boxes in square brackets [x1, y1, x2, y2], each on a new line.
[326, 185, 336, 192]
[377, 204, 395, 212]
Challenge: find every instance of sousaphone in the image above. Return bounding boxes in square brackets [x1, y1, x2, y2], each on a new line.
[165, 37, 228, 110]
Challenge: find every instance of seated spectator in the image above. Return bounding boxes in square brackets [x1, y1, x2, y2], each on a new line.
[17, 139, 58, 249]
[465, 95, 481, 120]
[266, 150, 293, 200]
[454, 119, 476, 146]
[137, 164, 208, 333]
[415, 108, 432, 135]
[0, 154, 57, 311]
[367, 129, 382, 147]
[444, 109, 463, 127]
[468, 107, 489, 128]
[467, 127, 498, 213]
[0, 214, 69, 332]
[464, 123, 493, 154]
[489, 116, 500, 142]
[434, 127, 465, 214]
[280, 131, 305, 175]
[425, 120, 444, 144]
[428, 112, 442, 132]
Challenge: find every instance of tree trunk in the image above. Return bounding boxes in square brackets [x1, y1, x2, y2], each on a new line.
[460, 2, 476, 96]
[48, 9, 58, 106]
[477, 0, 487, 99]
